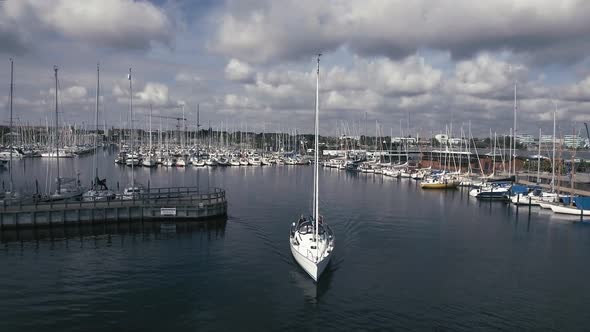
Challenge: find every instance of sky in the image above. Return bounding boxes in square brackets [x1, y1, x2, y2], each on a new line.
[0, 0, 589, 138]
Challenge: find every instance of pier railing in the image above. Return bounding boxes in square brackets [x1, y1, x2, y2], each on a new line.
[0, 187, 226, 213]
[0, 187, 227, 229]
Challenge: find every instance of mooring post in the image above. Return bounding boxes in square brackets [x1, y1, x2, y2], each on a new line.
[528, 197, 532, 214]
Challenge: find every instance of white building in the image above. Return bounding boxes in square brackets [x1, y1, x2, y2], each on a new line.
[516, 134, 535, 145]
[434, 134, 464, 146]
[434, 134, 448, 145]
[339, 135, 360, 141]
[391, 137, 417, 144]
[540, 135, 555, 144]
[563, 135, 584, 148]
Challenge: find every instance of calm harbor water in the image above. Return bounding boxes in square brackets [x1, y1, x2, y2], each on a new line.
[1, 149, 590, 331]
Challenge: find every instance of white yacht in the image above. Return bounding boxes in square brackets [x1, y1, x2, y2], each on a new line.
[163, 158, 176, 167]
[176, 157, 186, 167]
[289, 55, 334, 282]
[121, 186, 145, 200]
[248, 156, 262, 166]
[41, 149, 75, 158]
[142, 156, 157, 167]
[125, 153, 140, 166]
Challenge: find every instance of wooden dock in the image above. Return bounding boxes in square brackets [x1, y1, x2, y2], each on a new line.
[515, 179, 590, 196]
[0, 187, 227, 229]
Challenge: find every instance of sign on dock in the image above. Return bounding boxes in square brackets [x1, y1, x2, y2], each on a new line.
[160, 208, 177, 216]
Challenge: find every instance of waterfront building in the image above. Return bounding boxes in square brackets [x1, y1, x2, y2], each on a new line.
[563, 135, 584, 148]
[517, 134, 535, 145]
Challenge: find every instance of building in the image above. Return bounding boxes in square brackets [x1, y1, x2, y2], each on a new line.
[339, 135, 360, 141]
[434, 134, 464, 146]
[391, 137, 417, 144]
[434, 134, 448, 145]
[563, 135, 584, 148]
[516, 134, 535, 145]
[449, 137, 466, 146]
[540, 135, 555, 145]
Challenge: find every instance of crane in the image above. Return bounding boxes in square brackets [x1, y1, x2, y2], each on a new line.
[151, 115, 189, 145]
[584, 123, 589, 148]
[151, 115, 188, 131]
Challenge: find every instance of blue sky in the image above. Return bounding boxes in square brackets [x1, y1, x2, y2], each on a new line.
[1, 0, 589, 137]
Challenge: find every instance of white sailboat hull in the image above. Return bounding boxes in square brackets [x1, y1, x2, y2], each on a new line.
[142, 159, 157, 167]
[550, 204, 590, 216]
[290, 241, 331, 282]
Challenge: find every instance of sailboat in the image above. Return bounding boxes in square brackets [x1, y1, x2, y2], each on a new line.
[47, 66, 84, 201]
[83, 64, 116, 201]
[142, 105, 157, 167]
[0, 58, 21, 204]
[289, 54, 335, 282]
[122, 68, 144, 199]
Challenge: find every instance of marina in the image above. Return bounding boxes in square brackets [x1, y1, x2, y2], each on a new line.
[2, 1, 590, 329]
[2, 157, 590, 331]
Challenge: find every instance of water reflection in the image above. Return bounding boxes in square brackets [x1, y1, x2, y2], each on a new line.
[0, 219, 227, 244]
[289, 260, 335, 305]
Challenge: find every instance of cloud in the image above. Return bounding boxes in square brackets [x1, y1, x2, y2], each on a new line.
[42, 85, 89, 104]
[175, 72, 202, 82]
[224, 93, 260, 109]
[214, 51, 590, 135]
[0, 0, 173, 54]
[136, 83, 169, 106]
[446, 53, 540, 100]
[212, 0, 590, 64]
[224, 58, 255, 83]
[111, 81, 182, 111]
[562, 75, 590, 102]
[229, 55, 442, 114]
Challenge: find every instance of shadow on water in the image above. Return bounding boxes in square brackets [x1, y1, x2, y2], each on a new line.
[289, 258, 335, 305]
[0, 218, 227, 244]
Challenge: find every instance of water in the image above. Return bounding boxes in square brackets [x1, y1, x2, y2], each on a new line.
[1, 149, 590, 331]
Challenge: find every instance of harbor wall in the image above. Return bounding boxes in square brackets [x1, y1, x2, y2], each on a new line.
[0, 187, 227, 230]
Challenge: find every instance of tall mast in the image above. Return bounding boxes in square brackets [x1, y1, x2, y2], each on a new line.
[129, 68, 134, 189]
[94, 63, 99, 184]
[536, 128, 542, 184]
[182, 104, 185, 149]
[314, 54, 321, 245]
[8, 58, 14, 193]
[513, 81, 517, 176]
[551, 105, 556, 192]
[54, 65, 60, 193]
[149, 104, 153, 151]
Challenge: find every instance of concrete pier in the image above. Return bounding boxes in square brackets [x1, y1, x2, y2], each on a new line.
[0, 187, 227, 229]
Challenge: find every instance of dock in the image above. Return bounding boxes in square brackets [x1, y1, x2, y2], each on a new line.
[515, 178, 590, 196]
[0, 186, 227, 229]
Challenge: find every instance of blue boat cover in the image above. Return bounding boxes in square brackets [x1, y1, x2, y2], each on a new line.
[510, 185, 529, 195]
[574, 197, 590, 210]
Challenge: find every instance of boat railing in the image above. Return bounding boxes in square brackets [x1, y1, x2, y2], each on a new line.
[324, 224, 335, 241]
